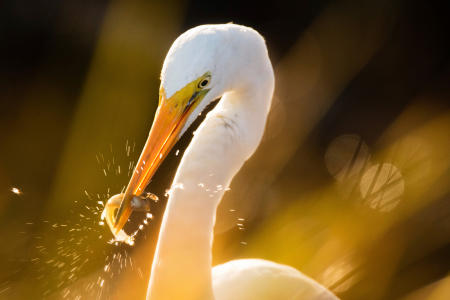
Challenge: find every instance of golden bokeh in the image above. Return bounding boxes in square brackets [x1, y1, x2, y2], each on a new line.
[0, 0, 448, 299]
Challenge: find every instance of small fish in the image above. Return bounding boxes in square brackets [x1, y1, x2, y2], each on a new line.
[101, 193, 157, 245]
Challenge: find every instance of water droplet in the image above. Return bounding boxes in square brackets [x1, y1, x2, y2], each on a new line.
[11, 187, 21, 194]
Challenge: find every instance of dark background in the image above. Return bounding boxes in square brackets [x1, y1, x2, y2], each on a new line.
[0, 0, 449, 299]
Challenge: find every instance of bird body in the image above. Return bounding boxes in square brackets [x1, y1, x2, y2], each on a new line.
[213, 259, 337, 300]
[106, 23, 338, 300]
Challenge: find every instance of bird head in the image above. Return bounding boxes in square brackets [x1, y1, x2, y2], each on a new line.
[109, 26, 231, 234]
[106, 24, 270, 235]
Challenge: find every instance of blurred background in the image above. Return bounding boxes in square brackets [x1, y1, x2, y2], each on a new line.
[1, 0, 449, 299]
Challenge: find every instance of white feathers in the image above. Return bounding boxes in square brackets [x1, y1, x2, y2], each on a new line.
[212, 259, 338, 300]
[147, 24, 337, 300]
[160, 24, 273, 139]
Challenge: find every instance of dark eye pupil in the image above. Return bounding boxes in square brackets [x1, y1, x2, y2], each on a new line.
[200, 79, 208, 87]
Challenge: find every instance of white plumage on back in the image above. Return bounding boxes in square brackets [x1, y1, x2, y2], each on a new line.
[213, 259, 338, 300]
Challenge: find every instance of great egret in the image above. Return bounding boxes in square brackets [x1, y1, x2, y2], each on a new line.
[104, 24, 338, 300]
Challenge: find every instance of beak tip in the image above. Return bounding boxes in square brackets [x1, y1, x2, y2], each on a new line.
[102, 193, 133, 236]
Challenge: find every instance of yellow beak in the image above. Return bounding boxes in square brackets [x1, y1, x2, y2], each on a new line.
[111, 74, 210, 235]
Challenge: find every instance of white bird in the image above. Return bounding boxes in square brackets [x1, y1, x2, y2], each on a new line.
[106, 24, 339, 300]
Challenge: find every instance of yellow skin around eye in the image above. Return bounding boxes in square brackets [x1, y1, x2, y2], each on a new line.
[159, 71, 211, 111]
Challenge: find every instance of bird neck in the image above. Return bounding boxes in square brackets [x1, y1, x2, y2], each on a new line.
[146, 183, 220, 300]
[147, 66, 274, 300]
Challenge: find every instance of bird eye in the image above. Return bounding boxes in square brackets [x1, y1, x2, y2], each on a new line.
[198, 77, 210, 89]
